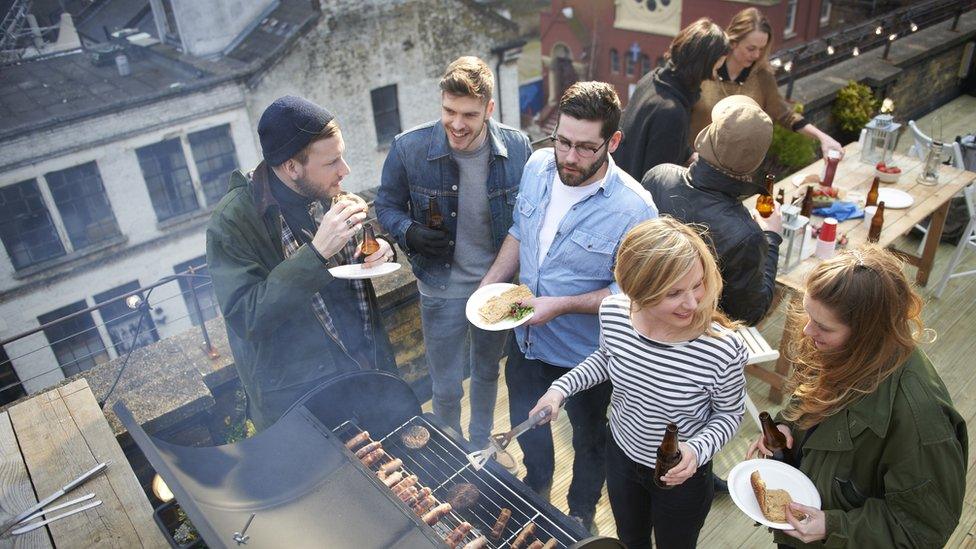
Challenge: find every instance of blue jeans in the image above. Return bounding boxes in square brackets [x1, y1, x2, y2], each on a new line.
[420, 294, 507, 446]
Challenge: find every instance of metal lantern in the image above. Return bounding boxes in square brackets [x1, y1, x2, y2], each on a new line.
[860, 114, 901, 165]
[779, 204, 810, 273]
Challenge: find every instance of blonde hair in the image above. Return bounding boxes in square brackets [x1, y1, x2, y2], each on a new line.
[615, 216, 736, 337]
[782, 246, 926, 429]
[440, 56, 494, 103]
[726, 8, 774, 69]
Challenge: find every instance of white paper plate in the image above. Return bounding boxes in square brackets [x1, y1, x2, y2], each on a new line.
[465, 283, 534, 331]
[877, 188, 914, 209]
[328, 262, 401, 280]
[727, 458, 822, 530]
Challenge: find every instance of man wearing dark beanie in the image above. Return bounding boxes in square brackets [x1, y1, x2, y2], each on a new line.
[207, 95, 399, 430]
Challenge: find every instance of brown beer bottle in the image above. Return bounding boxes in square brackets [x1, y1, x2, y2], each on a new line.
[653, 422, 682, 489]
[776, 188, 785, 205]
[868, 201, 885, 243]
[799, 185, 814, 218]
[427, 197, 444, 230]
[359, 224, 381, 259]
[866, 176, 880, 207]
[759, 411, 794, 464]
[756, 174, 775, 218]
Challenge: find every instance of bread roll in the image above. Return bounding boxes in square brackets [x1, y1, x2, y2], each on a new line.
[750, 470, 805, 523]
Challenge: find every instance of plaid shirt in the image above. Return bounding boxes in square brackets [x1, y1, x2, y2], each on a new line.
[278, 200, 373, 360]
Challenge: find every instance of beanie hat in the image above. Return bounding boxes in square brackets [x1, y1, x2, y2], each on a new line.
[258, 95, 335, 166]
[694, 95, 773, 178]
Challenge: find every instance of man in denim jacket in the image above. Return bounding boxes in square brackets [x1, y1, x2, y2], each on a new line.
[376, 57, 531, 446]
[481, 82, 657, 531]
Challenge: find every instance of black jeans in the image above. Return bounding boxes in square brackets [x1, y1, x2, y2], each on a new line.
[606, 432, 714, 549]
[505, 340, 612, 517]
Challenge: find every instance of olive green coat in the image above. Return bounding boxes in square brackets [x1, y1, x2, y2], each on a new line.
[206, 163, 397, 430]
[775, 349, 967, 548]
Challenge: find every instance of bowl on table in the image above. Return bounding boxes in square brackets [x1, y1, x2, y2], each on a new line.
[875, 163, 902, 184]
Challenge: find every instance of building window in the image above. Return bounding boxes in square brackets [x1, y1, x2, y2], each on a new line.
[174, 256, 219, 326]
[136, 138, 200, 221]
[819, 1, 831, 26]
[370, 85, 402, 146]
[0, 346, 27, 406]
[0, 179, 66, 270]
[625, 54, 635, 77]
[45, 162, 121, 250]
[640, 54, 652, 76]
[188, 125, 239, 204]
[38, 301, 110, 378]
[609, 49, 620, 73]
[94, 281, 159, 355]
[785, 0, 798, 36]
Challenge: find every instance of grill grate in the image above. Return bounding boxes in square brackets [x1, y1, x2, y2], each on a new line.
[334, 415, 579, 548]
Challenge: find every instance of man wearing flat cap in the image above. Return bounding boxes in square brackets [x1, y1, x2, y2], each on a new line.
[207, 95, 399, 430]
[644, 94, 782, 327]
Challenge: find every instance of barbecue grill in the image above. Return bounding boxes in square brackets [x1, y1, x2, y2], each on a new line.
[116, 371, 623, 548]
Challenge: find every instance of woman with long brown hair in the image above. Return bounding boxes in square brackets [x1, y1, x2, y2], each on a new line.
[747, 246, 966, 548]
[690, 8, 841, 159]
[531, 217, 748, 548]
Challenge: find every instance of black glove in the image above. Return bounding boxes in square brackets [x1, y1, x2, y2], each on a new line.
[405, 224, 451, 257]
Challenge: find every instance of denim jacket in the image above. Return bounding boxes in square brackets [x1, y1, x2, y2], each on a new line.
[375, 118, 532, 289]
[511, 148, 658, 368]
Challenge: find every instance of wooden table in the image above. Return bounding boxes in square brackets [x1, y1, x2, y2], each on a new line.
[0, 379, 167, 548]
[756, 141, 976, 402]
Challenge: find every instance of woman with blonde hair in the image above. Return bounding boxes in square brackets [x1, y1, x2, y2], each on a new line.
[530, 216, 747, 548]
[690, 7, 842, 159]
[747, 246, 966, 548]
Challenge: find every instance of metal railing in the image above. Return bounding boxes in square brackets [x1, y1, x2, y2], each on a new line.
[0, 266, 220, 406]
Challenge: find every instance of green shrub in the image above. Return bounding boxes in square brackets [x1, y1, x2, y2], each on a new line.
[768, 104, 817, 171]
[832, 81, 878, 133]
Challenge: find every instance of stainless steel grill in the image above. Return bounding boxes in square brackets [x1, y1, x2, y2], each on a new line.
[335, 415, 579, 548]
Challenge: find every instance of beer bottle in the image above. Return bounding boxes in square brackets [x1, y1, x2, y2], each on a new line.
[799, 185, 814, 218]
[427, 197, 444, 230]
[776, 188, 785, 205]
[756, 174, 775, 218]
[759, 412, 794, 464]
[653, 422, 682, 489]
[866, 176, 880, 207]
[868, 201, 885, 243]
[359, 224, 381, 259]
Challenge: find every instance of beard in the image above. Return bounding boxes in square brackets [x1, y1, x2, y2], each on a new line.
[292, 173, 337, 202]
[556, 149, 608, 187]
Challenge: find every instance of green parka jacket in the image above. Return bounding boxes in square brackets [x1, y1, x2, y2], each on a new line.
[774, 349, 967, 548]
[206, 162, 397, 430]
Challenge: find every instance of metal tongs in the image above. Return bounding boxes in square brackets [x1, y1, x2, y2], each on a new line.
[466, 407, 553, 470]
[0, 462, 109, 536]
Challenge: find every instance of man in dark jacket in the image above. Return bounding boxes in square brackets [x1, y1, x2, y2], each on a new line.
[644, 95, 782, 326]
[207, 96, 398, 430]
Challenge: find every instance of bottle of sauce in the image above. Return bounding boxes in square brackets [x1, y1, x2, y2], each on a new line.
[821, 149, 842, 187]
[359, 224, 380, 259]
[653, 423, 682, 489]
[756, 174, 775, 218]
[427, 197, 444, 230]
[799, 186, 814, 218]
[868, 201, 886, 243]
[759, 412, 794, 464]
[815, 217, 838, 260]
[866, 176, 880, 207]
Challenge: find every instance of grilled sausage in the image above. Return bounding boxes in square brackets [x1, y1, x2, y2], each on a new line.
[398, 485, 419, 503]
[422, 502, 453, 526]
[413, 494, 436, 516]
[540, 539, 557, 549]
[463, 536, 488, 549]
[406, 487, 431, 509]
[489, 508, 512, 540]
[381, 471, 403, 487]
[380, 458, 402, 474]
[344, 431, 370, 450]
[355, 441, 382, 459]
[526, 542, 543, 549]
[510, 521, 536, 549]
[361, 448, 385, 467]
[445, 521, 472, 548]
[392, 475, 418, 495]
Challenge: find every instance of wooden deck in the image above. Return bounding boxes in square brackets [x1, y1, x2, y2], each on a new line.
[427, 95, 976, 546]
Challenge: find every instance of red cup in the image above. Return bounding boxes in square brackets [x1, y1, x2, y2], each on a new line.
[819, 217, 838, 242]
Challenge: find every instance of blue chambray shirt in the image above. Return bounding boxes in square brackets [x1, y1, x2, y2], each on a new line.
[510, 148, 658, 368]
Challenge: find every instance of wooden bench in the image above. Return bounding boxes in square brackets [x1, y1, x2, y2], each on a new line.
[0, 379, 166, 548]
[737, 326, 781, 430]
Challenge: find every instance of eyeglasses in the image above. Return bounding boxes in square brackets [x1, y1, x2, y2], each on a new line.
[549, 133, 611, 159]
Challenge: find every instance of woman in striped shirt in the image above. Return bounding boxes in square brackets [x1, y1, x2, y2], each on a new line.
[529, 216, 747, 548]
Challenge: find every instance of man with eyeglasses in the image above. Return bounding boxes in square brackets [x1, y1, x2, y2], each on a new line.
[481, 81, 657, 532]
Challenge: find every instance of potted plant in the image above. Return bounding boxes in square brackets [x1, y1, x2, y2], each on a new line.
[832, 80, 879, 143]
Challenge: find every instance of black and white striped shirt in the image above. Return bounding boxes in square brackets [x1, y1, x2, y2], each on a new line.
[551, 294, 747, 468]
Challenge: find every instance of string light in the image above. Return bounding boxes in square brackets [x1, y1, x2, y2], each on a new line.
[770, 57, 782, 69]
[852, 46, 860, 56]
[826, 39, 835, 55]
[910, 21, 918, 32]
[888, 33, 897, 41]
[875, 24, 883, 35]
[784, 60, 794, 73]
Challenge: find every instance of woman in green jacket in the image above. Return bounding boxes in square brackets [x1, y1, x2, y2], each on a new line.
[748, 246, 967, 548]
